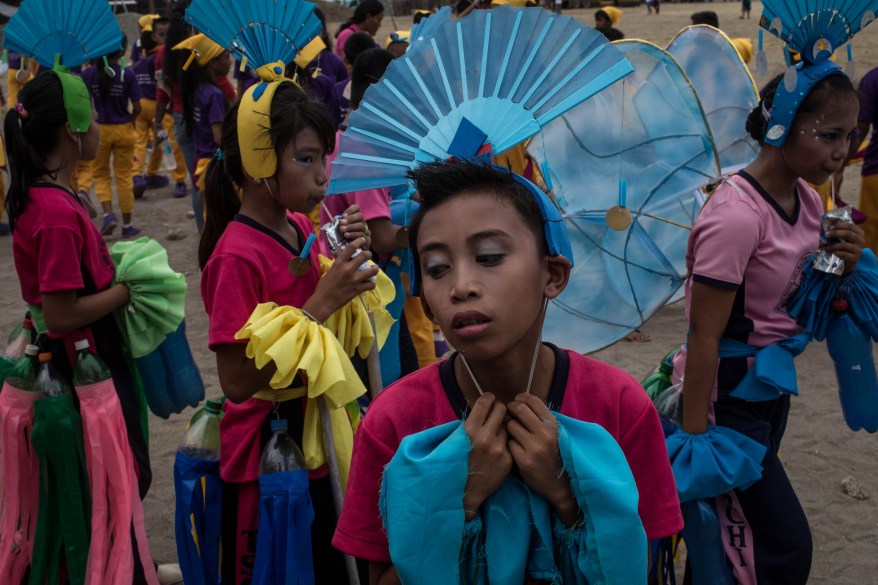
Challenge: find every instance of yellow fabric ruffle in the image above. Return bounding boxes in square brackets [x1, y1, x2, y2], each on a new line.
[235, 303, 367, 488]
[318, 254, 396, 358]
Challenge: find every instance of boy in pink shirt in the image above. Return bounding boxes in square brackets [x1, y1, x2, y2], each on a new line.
[334, 159, 683, 583]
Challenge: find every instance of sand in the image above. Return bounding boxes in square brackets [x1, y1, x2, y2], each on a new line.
[0, 1, 876, 582]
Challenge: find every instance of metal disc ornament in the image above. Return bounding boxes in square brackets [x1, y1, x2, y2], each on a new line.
[395, 226, 410, 249]
[606, 206, 632, 231]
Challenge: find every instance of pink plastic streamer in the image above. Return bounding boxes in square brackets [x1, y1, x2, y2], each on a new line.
[0, 384, 41, 584]
[76, 380, 158, 585]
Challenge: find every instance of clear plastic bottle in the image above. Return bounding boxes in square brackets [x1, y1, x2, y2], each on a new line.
[6, 344, 40, 391]
[187, 398, 226, 430]
[33, 352, 71, 397]
[178, 399, 221, 461]
[160, 141, 177, 171]
[72, 339, 112, 386]
[4, 318, 33, 359]
[259, 419, 306, 475]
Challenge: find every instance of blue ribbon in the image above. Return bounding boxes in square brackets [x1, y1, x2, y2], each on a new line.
[718, 333, 811, 401]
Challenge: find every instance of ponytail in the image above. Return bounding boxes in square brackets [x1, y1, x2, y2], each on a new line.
[163, 1, 192, 88]
[4, 73, 70, 230]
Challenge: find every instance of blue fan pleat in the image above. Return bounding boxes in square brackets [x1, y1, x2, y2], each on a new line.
[410, 6, 452, 45]
[328, 7, 633, 195]
[4, 0, 121, 68]
[185, 0, 321, 70]
[761, 0, 878, 58]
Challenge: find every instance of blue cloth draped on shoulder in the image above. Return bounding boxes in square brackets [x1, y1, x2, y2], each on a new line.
[379, 414, 646, 584]
[718, 333, 811, 402]
[174, 453, 222, 585]
[664, 426, 766, 503]
[252, 470, 315, 585]
[788, 249, 878, 341]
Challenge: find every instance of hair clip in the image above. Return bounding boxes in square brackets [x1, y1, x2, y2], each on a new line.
[761, 101, 771, 122]
[215, 148, 224, 160]
[13, 102, 28, 119]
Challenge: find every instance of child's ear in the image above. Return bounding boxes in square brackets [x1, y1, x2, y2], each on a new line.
[544, 255, 571, 300]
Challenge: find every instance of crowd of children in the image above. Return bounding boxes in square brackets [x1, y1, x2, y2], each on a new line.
[2, 1, 877, 584]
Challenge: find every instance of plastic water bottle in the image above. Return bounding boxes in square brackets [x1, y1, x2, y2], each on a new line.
[826, 299, 878, 433]
[4, 318, 33, 359]
[187, 398, 226, 429]
[72, 339, 112, 386]
[159, 321, 205, 410]
[160, 141, 177, 172]
[6, 344, 40, 391]
[259, 419, 306, 475]
[33, 352, 71, 397]
[178, 399, 221, 461]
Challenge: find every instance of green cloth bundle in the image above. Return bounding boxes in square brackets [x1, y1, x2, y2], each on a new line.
[110, 237, 187, 358]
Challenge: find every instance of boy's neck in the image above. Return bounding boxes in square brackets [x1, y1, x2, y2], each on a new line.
[454, 339, 556, 405]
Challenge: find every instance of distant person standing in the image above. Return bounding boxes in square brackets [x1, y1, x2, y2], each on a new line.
[335, 0, 384, 58]
[740, 0, 751, 19]
[646, 0, 659, 16]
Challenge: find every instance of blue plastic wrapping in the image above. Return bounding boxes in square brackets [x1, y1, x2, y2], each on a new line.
[174, 452, 223, 585]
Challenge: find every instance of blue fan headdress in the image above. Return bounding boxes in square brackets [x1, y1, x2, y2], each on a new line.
[3, 0, 122, 132]
[185, 0, 323, 179]
[759, 0, 878, 146]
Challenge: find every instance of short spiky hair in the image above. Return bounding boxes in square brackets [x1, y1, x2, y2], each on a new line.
[407, 159, 549, 284]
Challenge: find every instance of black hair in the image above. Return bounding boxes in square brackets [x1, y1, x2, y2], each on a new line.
[344, 31, 377, 65]
[181, 59, 219, 138]
[745, 73, 857, 144]
[602, 27, 624, 42]
[199, 84, 336, 268]
[350, 48, 393, 110]
[413, 11, 430, 24]
[407, 159, 548, 284]
[337, 0, 383, 35]
[4, 73, 72, 230]
[455, 0, 471, 15]
[140, 17, 169, 55]
[691, 11, 719, 28]
[312, 8, 333, 53]
[98, 35, 128, 102]
[163, 1, 192, 89]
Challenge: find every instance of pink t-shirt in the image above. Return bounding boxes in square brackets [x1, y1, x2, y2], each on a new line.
[13, 183, 115, 305]
[335, 23, 362, 58]
[683, 171, 822, 347]
[333, 346, 684, 563]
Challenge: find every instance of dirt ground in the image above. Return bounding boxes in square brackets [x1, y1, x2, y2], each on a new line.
[0, 2, 876, 582]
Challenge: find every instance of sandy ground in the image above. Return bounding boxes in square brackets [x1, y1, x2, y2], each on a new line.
[0, 1, 876, 582]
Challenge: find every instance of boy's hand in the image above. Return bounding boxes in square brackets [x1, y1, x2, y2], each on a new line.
[463, 393, 512, 520]
[507, 393, 580, 526]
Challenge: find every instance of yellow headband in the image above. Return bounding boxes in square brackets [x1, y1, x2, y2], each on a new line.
[599, 6, 622, 25]
[414, 9, 432, 15]
[172, 34, 225, 70]
[293, 36, 327, 70]
[385, 30, 411, 48]
[138, 13, 161, 33]
[492, 0, 527, 6]
[238, 61, 299, 179]
[730, 37, 752, 64]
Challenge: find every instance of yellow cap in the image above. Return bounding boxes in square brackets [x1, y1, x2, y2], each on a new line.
[415, 9, 432, 15]
[293, 36, 327, 69]
[492, 0, 528, 6]
[599, 6, 622, 26]
[172, 34, 226, 70]
[385, 30, 411, 48]
[730, 37, 752, 64]
[138, 13, 161, 33]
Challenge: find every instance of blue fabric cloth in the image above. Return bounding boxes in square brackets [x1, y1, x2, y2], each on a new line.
[252, 469, 315, 585]
[379, 415, 646, 585]
[679, 500, 734, 585]
[174, 453, 223, 585]
[378, 258, 405, 387]
[718, 334, 810, 401]
[665, 426, 767, 503]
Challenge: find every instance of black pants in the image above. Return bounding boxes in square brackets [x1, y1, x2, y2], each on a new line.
[713, 394, 813, 584]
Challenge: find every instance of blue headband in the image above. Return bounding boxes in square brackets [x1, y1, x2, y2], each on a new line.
[763, 59, 844, 147]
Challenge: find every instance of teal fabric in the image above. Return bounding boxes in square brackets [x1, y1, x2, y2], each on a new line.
[718, 333, 810, 401]
[379, 414, 646, 584]
[665, 426, 766, 503]
[378, 258, 405, 387]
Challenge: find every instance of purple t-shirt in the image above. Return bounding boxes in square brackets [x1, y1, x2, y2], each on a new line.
[233, 61, 260, 93]
[307, 51, 348, 85]
[132, 54, 157, 100]
[859, 67, 878, 176]
[8, 51, 23, 70]
[329, 79, 351, 128]
[193, 83, 227, 157]
[82, 63, 143, 124]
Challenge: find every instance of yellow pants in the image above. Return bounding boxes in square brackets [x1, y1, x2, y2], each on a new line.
[811, 180, 832, 211]
[402, 274, 437, 368]
[134, 99, 187, 183]
[859, 173, 878, 254]
[95, 123, 137, 214]
[7, 68, 33, 105]
[71, 159, 95, 195]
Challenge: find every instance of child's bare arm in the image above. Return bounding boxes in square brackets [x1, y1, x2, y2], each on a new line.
[369, 562, 401, 585]
[214, 343, 278, 403]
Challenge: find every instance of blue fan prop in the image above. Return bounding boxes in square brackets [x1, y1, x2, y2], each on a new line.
[409, 6, 452, 45]
[328, 6, 633, 195]
[667, 26, 759, 175]
[185, 0, 322, 68]
[528, 41, 719, 354]
[760, 0, 878, 61]
[3, 0, 121, 68]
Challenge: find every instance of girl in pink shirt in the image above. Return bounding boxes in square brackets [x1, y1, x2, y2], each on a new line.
[335, 0, 384, 58]
[199, 82, 375, 585]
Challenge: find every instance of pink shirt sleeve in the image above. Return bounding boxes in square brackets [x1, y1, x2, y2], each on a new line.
[690, 197, 763, 289]
[34, 226, 86, 293]
[202, 253, 262, 350]
[349, 188, 391, 222]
